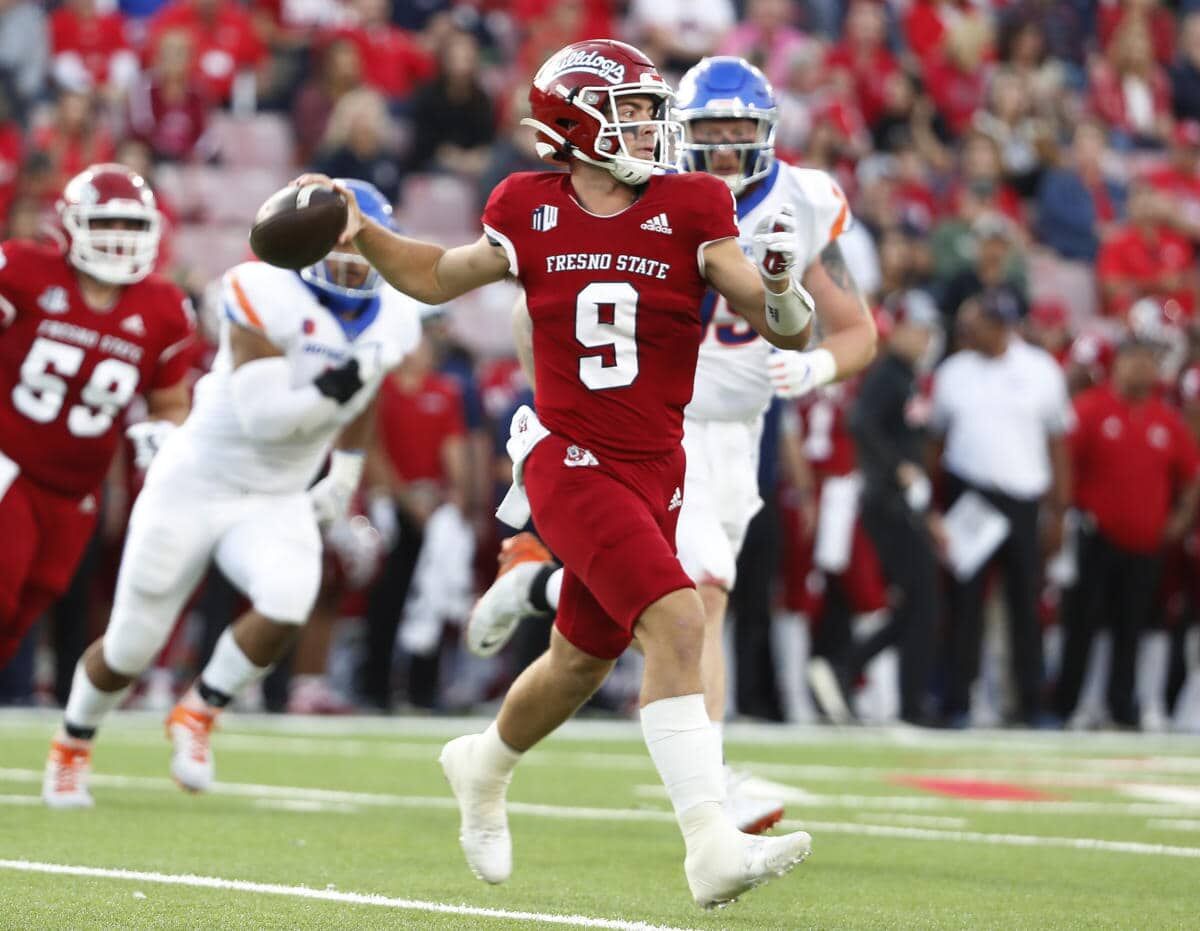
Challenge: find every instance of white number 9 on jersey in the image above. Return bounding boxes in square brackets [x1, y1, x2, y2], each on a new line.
[575, 282, 639, 390]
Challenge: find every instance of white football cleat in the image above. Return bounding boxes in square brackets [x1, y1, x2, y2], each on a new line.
[724, 767, 785, 835]
[439, 734, 513, 883]
[466, 533, 553, 657]
[166, 701, 218, 792]
[683, 814, 812, 909]
[42, 734, 95, 809]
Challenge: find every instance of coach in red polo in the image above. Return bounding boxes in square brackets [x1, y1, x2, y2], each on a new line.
[1055, 336, 1200, 727]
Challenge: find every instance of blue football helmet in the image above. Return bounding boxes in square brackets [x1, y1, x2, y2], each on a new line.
[301, 178, 394, 315]
[675, 57, 777, 195]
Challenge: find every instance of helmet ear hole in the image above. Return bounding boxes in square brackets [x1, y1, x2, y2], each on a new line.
[556, 118, 577, 131]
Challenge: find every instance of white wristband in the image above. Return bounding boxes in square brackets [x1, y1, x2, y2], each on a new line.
[328, 448, 366, 488]
[764, 276, 815, 336]
[807, 347, 838, 389]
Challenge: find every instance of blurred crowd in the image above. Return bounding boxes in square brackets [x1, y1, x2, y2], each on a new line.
[3, 0, 1200, 731]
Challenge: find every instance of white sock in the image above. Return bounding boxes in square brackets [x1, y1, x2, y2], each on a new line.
[641, 694, 726, 840]
[477, 721, 522, 783]
[544, 568, 563, 612]
[199, 628, 270, 706]
[1137, 630, 1170, 718]
[63, 661, 130, 734]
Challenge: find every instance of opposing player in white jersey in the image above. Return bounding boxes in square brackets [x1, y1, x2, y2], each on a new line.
[44, 181, 422, 807]
[468, 57, 876, 823]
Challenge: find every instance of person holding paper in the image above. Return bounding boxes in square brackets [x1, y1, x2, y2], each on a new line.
[930, 287, 1073, 726]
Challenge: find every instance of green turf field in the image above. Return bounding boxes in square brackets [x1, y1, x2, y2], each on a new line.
[2, 711, 1199, 930]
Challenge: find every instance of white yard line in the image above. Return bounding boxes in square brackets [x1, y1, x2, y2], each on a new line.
[785, 819, 1200, 859]
[0, 794, 41, 806]
[7, 726, 1199, 789]
[630, 783, 1197, 817]
[2, 768, 1198, 860]
[5, 707, 1200, 754]
[4, 767, 1193, 818]
[0, 859, 700, 931]
[1146, 819, 1200, 832]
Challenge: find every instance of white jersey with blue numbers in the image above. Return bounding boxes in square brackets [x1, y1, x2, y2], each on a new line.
[685, 161, 853, 422]
[165, 261, 422, 494]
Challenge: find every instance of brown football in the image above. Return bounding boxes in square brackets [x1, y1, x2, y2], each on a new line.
[248, 184, 348, 270]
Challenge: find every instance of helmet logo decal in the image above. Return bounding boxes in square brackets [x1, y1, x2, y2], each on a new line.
[543, 48, 627, 85]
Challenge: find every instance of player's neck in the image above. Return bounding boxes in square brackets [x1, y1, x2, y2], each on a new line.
[569, 164, 638, 216]
[75, 272, 122, 312]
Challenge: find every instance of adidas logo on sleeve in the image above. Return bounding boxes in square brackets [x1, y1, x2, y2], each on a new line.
[640, 212, 673, 235]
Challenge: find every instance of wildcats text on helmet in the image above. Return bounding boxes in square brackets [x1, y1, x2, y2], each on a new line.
[540, 48, 627, 86]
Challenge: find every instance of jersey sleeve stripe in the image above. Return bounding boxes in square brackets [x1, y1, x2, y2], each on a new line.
[482, 223, 518, 276]
[829, 200, 849, 242]
[828, 182, 850, 242]
[229, 274, 266, 330]
[0, 293, 14, 328]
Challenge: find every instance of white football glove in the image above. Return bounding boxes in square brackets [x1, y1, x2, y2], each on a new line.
[767, 349, 837, 399]
[753, 204, 799, 281]
[125, 420, 176, 470]
[325, 514, 385, 590]
[309, 449, 365, 527]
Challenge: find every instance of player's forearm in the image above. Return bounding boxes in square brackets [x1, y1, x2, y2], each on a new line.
[230, 358, 340, 440]
[1046, 434, 1072, 512]
[335, 396, 376, 453]
[802, 241, 877, 381]
[815, 312, 877, 382]
[145, 383, 191, 425]
[353, 220, 452, 305]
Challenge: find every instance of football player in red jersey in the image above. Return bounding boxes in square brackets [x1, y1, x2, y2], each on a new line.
[0, 163, 194, 670]
[299, 38, 827, 907]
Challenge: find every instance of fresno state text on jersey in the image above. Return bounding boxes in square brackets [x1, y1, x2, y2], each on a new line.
[0, 240, 195, 497]
[483, 171, 738, 461]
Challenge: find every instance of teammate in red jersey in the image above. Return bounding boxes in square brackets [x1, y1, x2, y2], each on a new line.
[0, 163, 195, 668]
[298, 38, 826, 907]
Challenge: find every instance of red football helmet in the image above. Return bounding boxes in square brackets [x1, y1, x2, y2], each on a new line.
[523, 39, 682, 186]
[57, 163, 162, 285]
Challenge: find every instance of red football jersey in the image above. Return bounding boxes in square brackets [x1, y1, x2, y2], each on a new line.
[797, 379, 859, 480]
[482, 171, 738, 461]
[0, 240, 195, 497]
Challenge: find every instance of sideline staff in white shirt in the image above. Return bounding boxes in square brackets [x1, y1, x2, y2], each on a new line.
[930, 288, 1072, 725]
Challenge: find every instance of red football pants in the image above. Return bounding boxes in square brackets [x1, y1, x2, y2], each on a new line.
[0, 472, 98, 669]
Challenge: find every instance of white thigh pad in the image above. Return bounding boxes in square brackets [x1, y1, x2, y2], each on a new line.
[104, 491, 217, 675]
[215, 494, 322, 624]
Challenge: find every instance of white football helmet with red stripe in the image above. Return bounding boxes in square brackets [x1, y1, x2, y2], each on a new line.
[58, 163, 162, 285]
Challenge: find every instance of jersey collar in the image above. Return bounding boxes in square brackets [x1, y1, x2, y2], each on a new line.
[736, 161, 780, 221]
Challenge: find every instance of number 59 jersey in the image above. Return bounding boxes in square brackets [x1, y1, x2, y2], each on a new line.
[483, 170, 738, 462]
[0, 239, 195, 498]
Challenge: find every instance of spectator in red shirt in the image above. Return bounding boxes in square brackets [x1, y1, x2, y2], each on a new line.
[147, 0, 266, 106]
[826, 0, 899, 129]
[0, 91, 21, 231]
[291, 36, 362, 167]
[51, 0, 139, 98]
[330, 0, 434, 101]
[127, 27, 217, 162]
[28, 89, 116, 203]
[1099, 0, 1175, 66]
[362, 335, 469, 711]
[1097, 179, 1198, 319]
[1143, 119, 1200, 239]
[924, 16, 994, 138]
[1089, 16, 1173, 147]
[1056, 336, 1200, 727]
